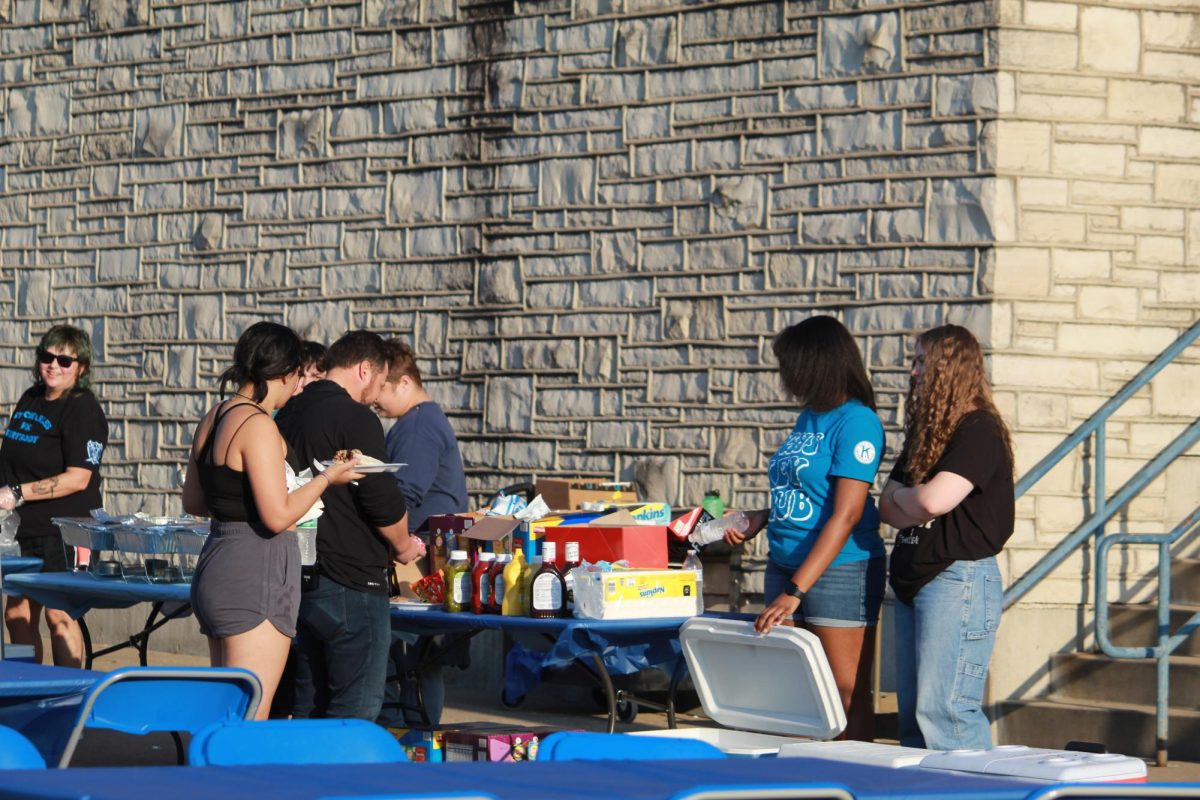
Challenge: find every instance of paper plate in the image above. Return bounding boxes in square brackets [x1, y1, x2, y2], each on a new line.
[318, 461, 406, 474]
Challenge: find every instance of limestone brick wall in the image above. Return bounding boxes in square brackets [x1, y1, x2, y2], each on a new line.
[0, 0, 998, 531]
[990, 0, 1200, 611]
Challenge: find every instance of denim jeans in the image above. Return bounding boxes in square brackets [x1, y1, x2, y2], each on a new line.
[292, 577, 391, 721]
[764, 557, 885, 628]
[894, 557, 1002, 750]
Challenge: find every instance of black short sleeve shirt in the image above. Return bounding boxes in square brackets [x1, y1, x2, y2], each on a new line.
[274, 380, 407, 595]
[888, 411, 1015, 604]
[0, 387, 109, 540]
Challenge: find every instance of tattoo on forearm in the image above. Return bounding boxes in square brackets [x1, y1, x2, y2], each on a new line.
[32, 476, 58, 498]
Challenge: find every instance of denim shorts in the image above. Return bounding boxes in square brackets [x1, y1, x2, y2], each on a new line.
[764, 557, 885, 628]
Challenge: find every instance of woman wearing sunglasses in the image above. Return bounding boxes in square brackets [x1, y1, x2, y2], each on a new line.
[0, 325, 108, 667]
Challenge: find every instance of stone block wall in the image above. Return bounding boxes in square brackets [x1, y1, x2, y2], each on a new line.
[0, 0, 999, 526]
[990, 0, 1200, 608]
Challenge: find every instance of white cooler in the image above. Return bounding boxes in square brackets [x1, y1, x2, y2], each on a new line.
[780, 739, 934, 767]
[920, 745, 1148, 783]
[630, 617, 847, 756]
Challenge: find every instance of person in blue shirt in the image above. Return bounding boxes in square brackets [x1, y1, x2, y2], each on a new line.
[373, 338, 468, 727]
[725, 315, 885, 741]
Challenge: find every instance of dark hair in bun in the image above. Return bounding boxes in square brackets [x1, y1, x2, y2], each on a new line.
[218, 321, 304, 403]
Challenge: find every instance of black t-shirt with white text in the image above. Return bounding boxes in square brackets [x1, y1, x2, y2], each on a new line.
[888, 411, 1015, 604]
[0, 386, 108, 540]
[275, 380, 406, 595]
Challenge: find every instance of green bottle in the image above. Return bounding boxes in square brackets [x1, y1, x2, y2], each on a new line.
[701, 490, 725, 521]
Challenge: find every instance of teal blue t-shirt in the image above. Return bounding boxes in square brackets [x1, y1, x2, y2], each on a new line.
[766, 399, 885, 568]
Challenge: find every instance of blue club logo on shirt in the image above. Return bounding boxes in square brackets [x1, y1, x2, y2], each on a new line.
[854, 441, 876, 464]
[86, 440, 104, 465]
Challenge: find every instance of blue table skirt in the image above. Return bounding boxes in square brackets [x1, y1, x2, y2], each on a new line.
[3, 572, 191, 619]
[391, 605, 691, 674]
[1, 556, 43, 577]
[0, 756, 1054, 800]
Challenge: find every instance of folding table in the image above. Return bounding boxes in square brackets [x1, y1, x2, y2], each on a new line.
[391, 605, 714, 733]
[0, 755, 1065, 800]
[4, 572, 192, 668]
[0, 556, 44, 660]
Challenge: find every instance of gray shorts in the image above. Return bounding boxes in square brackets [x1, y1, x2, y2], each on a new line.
[190, 520, 300, 638]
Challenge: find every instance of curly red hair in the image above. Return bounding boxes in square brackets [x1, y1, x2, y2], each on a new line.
[904, 325, 1012, 484]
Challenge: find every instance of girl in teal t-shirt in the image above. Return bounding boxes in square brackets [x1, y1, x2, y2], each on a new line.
[725, 315, 886, 741]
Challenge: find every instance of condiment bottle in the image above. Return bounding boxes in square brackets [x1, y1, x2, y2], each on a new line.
[443, 550, 471, 613]
[487, 554, 508, 614]
[530, 541, 567, 619]
[502, 550, 527, 616]
[470, 552, 495, 614]
[563, 541, 581, 615]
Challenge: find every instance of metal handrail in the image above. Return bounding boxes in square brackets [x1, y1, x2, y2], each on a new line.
[999, 318, 1199, 766]
[1004, 418, 1200, 609]
[1003, 317, 1200, 607]
[1095, 506, 1200, 766]
[1015, 318, 1200, 500]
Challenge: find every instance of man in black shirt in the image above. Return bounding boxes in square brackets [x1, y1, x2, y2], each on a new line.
[275, 331, 422, 720]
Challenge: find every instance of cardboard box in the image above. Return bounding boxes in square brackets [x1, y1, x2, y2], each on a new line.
[534, 478, 638, 511]
[573, 568, 698, 619]
[441, 725, 560, 762]
[542, 524, 668, 569]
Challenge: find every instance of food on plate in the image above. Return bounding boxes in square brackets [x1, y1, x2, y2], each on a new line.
[331, 448, 385, 467]
[411, 571, 445, 604]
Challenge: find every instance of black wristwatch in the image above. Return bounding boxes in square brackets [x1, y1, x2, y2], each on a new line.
[783, 582, 805, 602]
[8, 484, 23, 508]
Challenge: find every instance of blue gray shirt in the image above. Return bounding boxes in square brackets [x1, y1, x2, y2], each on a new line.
[384, 401, 468, 531]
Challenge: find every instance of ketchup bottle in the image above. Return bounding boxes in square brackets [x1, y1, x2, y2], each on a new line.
[485, 554, 507, 614]
[530, 541, 567, 619]
[470, 552, 495, 614]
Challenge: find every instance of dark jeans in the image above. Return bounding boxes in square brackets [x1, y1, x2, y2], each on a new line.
[292, 577, 390, 721]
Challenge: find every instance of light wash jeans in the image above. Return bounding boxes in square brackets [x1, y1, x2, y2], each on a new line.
[894, 557, 1002, 750]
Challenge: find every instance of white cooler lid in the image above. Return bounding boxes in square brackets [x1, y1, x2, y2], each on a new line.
[920, 746, 1148, 782]
[679, 617, 846, 740]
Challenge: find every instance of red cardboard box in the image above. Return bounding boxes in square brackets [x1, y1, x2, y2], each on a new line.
[542, 525, 668, 569]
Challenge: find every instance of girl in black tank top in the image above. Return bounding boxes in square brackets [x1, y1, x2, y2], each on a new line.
[181, 322, 364, 719]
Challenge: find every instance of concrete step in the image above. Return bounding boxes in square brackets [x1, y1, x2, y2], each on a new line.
[1050, 651, 1200, 708]
[1171, 559, 1200, 604]
[1107, 603, 1200, 657]
[996, 697, 1200, 761]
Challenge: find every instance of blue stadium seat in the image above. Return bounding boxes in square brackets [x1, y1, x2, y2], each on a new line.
[189, 718, 406, 766]
[538, 731, 726, 761]
[0, 724, 46, 769]
[34, 666, 261, 767]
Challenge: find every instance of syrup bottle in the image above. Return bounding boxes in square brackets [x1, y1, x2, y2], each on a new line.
[563, 541, 581, 615]
[530, 540, 567, 619]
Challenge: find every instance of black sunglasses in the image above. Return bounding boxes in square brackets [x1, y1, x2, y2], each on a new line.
[36, 349, 80, 368]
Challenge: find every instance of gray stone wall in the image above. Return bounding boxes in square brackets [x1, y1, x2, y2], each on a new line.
[0, 0, 999, 527]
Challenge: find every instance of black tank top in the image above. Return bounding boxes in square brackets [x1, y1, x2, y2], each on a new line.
[195, 402, 267, 523]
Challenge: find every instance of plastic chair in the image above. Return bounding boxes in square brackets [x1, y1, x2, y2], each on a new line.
[669, 786, 856, 800]
[42, 666, 261, 768]
[538, 731, 725, 761]
[189, 718, 406, 766]
[0, 724, 46, 769]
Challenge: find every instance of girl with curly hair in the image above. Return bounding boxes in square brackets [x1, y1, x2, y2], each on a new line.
[879, 324, 1015, 750]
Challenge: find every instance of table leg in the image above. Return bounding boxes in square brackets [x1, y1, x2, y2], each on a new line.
[665, 655, 687, 730]
[589, 652, 618, 734]
[85, 602, 193, 667]
[79, 616, 95, 669]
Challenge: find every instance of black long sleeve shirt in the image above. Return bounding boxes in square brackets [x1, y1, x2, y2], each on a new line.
[275, 380, 406, 594]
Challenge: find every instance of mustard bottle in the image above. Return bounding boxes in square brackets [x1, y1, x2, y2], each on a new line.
[502, 550, 527, 616]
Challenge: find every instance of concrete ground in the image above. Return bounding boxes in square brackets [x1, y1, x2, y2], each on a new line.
[42, 641, 1200, 784]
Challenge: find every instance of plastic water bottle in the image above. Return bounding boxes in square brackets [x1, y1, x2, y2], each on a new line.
[688, 510, 749, 547]
[682, 549, 705, 615]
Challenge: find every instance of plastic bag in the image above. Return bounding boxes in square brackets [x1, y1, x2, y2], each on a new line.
[285, 462, 324, 526]
[0, 509, 21, 555]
